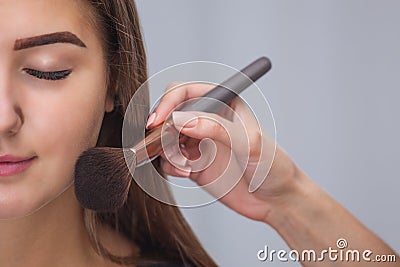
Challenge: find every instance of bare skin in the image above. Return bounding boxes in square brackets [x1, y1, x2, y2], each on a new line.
[0, 187, 138, 267]
[0, 0, 138, 266]
[148, 82, 400, 266]
[0, 0, 398, 266]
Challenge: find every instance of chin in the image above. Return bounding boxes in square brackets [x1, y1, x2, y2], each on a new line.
[0, 184, 69, 221]
[0, 197, 41, 220]
[0, 160, 76, 220]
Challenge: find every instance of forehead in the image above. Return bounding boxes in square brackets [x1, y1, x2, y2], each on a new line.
[0, 0, 94, 49]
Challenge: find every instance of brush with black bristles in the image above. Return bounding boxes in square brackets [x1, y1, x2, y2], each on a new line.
[74, 57, 272, 212]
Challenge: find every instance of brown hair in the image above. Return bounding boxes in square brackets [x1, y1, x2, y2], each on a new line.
[83, 0, 217, 266]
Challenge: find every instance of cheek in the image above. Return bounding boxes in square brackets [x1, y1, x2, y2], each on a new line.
[39, 97, 103, 155]
[0, 77, 109, 218]
[23, 79, 107, 175]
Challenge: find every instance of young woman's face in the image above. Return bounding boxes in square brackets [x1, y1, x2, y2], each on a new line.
[0, 0, 113, 219]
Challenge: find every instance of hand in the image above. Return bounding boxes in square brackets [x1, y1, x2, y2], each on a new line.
[146, 82, 301, 222]
[147, 83, 400, 266]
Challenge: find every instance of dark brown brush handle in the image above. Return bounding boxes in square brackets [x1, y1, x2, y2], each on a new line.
[134, 57, 272, 166]
[178, 56, 272, 113]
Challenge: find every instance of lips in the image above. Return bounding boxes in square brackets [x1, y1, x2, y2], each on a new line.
[0, 155, 37, 177]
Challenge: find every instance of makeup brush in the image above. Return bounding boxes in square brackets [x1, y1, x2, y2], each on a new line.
[74, 57, 272, 211]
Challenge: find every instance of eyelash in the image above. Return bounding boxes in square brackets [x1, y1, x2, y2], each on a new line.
[23, 68, 72, 81]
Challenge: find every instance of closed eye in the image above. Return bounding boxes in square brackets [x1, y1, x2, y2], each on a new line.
[23, 68, 72, 81]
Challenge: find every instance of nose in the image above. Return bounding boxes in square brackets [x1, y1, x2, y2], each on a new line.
[0, 83, 22, 137]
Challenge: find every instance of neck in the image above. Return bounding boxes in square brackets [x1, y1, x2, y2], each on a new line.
[0, 186, 96, 267]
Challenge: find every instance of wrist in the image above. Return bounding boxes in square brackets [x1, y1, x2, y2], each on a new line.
[262, 166, 313, 226]
[262, 168, 336, 249]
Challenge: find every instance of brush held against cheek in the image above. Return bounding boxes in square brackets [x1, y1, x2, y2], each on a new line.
[74, 57, 272, 212]
[74, 148, 136, 211]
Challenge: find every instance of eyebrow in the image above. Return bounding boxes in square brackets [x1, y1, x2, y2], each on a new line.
[14, 31, 87, 51]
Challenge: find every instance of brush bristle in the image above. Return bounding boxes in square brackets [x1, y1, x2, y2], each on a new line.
[74, 147, 136, 211]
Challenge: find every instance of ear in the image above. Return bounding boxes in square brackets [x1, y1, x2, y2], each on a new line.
[105, 92, 115, 113]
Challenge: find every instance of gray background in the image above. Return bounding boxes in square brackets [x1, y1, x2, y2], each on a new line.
[136, 1, 400, 266]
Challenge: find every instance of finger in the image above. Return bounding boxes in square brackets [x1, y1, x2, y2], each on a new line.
[160, 145, 191, 163]
[160, 157, 191, 178]
[230, 97, 263, 158]
[146, 83, 214, 129]
[171, 111, 248, 150]
[162, 139, 201, 161]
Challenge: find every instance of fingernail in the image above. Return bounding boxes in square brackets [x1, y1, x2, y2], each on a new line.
[172, 111, 198, 128]
[146, 112, 157, 129]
